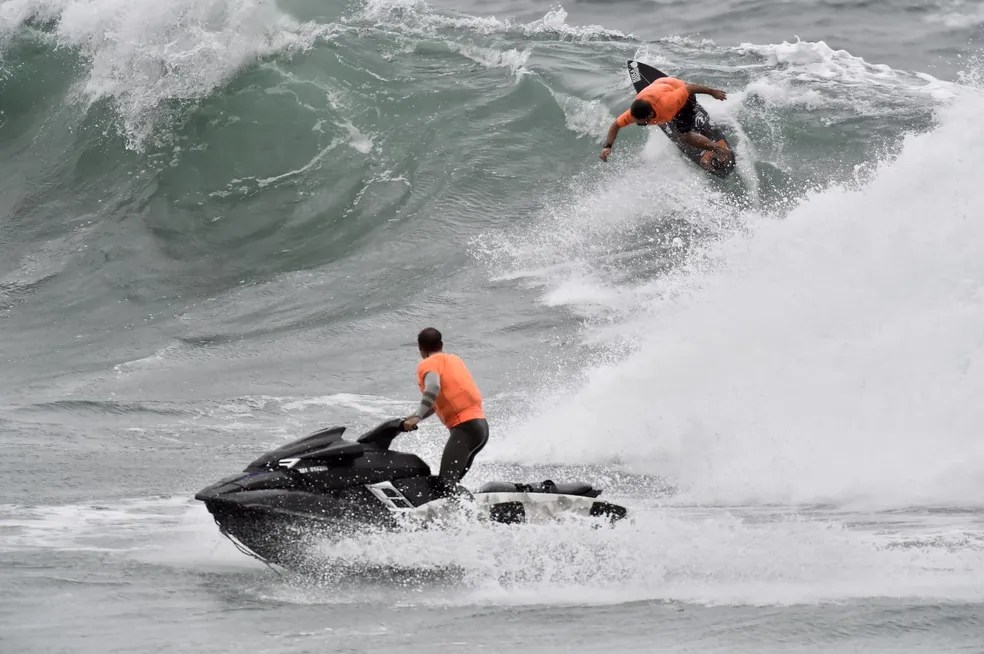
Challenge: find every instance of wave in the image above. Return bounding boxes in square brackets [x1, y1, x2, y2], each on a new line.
[2, 0, 332, 147]
[494, 77, 984, 509]
[2, 0, 974, 509]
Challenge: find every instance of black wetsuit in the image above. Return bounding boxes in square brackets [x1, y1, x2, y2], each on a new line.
[440, 418, 489, 486]
[669, 96, 698, 134]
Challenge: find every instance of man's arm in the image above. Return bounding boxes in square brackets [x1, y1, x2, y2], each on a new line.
[599, 120, 621, 161]
[402, 371, 440, 430]
[414, 371, 440, 419]
[684, 83, 727, 100]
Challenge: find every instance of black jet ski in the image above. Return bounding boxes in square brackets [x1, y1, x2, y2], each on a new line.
[195, 418, 627, 568]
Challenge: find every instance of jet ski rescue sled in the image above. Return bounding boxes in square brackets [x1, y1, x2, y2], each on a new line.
[195, 418, 628, 568]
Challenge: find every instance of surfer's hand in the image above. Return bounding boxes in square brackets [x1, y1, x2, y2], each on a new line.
[708, 88, 727, 101]
[401, 416, 421, 432]
[600, 147, 612, 162]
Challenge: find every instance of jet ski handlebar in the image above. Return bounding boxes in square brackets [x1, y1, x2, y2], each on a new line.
[355, 417, 414, 450]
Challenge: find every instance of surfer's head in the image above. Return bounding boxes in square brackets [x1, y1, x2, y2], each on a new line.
[630, 99, 654, 125]
[417, 327, 444, 357]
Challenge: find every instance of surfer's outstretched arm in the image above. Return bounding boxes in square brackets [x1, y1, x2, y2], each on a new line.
[600, 120, 621, 161]
[684, 83, 727, 101]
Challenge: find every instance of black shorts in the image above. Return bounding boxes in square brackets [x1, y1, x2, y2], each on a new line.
[670, 97, 698, 133]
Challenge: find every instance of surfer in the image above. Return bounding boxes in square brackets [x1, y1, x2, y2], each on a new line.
[599, 77, 729, 168]
[401, 327, 489, 496]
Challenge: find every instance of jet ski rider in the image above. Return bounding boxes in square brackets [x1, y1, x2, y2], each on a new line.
[401, 327, 489, 496]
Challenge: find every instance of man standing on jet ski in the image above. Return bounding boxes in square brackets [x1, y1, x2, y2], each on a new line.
[401, 327, 489, 495]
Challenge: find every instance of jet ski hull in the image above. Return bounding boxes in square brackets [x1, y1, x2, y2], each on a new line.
[200, 489, 626, 569]
[197, 479, 406, 568]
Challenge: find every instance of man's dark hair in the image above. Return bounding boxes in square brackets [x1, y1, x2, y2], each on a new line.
[630, 99, 653, 120]
[417, 327, 443, 352]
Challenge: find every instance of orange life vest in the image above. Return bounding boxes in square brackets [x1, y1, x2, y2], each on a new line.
[615, 77, 690, 127]
[416, 352, 485, 429]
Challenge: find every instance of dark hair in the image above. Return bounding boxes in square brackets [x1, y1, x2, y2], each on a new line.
[417, 327, 443, 352]
[630, 99, 653, 120]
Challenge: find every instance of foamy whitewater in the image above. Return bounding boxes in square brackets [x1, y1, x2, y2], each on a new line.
[500, 89, 984, 509]
[2, 0, 983, 651]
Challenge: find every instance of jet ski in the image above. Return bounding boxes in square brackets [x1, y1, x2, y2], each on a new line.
[195, 417, 628, 568]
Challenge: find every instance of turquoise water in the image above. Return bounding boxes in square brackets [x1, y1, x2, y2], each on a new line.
[2, 0, 984, 651]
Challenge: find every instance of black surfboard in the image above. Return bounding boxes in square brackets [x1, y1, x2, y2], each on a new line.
[626, 60, 736, 178]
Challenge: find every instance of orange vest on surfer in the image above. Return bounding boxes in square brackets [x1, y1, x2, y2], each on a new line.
[416, 353, 485, 429]
[615, 77, 690, 128]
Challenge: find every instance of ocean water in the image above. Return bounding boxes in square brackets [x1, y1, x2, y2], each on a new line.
[2, 0, 984, 651]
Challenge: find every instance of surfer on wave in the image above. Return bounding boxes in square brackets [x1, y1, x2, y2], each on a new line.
[599, 76, 729, 170]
